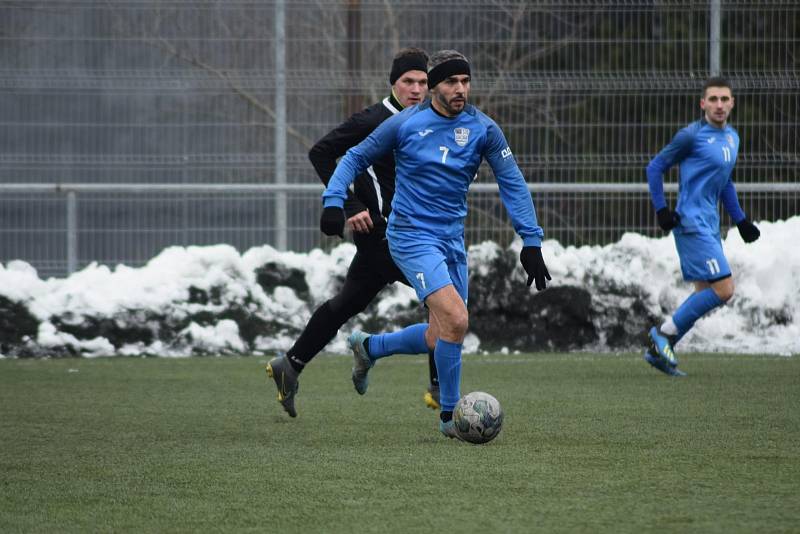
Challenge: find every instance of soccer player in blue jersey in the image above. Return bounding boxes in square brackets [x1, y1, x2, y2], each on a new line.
[645, 77, 760, 376]
[320, 50, 550, 438]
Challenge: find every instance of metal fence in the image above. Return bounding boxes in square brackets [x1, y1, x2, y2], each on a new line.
[1, 1, 798, 277]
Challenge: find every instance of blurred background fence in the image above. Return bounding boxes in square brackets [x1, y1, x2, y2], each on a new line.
[0, 0, 798, 277]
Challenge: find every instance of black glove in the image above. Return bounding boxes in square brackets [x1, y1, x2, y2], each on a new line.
[320, 207, 345, 237]
[656, 208, 680, 231]
[520, 246, 551, 291]
[737, 219, 760, 243]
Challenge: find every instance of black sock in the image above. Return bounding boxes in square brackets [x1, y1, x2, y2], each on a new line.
[428, 350, 438, 386]
[286, 354, 305, 374]
[285, 301, 348, 372]
[440, 411, 452, 423]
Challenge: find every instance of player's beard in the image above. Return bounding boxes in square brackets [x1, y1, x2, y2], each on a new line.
[436, 92, 466, 116]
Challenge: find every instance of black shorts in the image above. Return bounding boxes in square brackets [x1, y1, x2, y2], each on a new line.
[349, 232, 409, 287]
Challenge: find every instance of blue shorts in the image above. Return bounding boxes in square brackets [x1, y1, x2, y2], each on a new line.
[386, 228, 468, 304]
[673, 228, 731, 282]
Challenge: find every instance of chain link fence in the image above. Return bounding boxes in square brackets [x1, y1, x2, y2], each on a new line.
[1, 1, 797, 277]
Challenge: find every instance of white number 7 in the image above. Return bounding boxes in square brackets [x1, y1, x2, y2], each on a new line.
[439, 146, 449, 163]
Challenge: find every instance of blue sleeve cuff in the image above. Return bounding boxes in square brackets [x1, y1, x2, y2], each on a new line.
[522, 236, 543, 248]
[720, 179, 745, 223]
[322, 196, 345, 209]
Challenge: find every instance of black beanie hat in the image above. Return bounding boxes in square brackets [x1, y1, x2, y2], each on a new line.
[389, 51, 428, 85]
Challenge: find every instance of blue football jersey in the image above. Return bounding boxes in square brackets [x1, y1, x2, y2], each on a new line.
[323, 101, 543, 247]
[647, 119, 744, 234]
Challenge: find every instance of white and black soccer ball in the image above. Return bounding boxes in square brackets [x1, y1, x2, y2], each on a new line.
[453, 391, 504, 444]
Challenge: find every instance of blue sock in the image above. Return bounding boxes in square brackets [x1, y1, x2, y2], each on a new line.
[672, 288, 724, 342]
[368, 323, 428, 359]
[434, 339, 462, 412]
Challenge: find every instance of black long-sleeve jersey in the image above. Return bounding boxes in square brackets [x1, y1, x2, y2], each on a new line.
[309, 94, 404, 238]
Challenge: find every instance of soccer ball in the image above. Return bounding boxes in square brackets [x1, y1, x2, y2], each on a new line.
[453, 391, 504, 444]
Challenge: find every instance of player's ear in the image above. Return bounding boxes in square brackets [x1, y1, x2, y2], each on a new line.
[699, 97, 706, 111]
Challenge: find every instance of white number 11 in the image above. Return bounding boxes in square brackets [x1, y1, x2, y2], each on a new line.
[439, 146, 449, 163]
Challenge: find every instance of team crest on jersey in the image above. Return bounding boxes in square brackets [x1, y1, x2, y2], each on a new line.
[454, 128, 470, 147]
[726, 134, 735, 147]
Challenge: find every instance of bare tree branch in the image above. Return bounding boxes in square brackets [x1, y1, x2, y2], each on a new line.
[150, 37, 313, 148]
[105, 1, 313, 149]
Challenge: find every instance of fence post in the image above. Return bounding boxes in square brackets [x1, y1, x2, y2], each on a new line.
[274, 0, 288, 250]
[66, 191, 78, 275]
[709, 0, 721, 75]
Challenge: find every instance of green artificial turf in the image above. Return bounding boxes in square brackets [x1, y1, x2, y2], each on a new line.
[1, 353, 798, 533]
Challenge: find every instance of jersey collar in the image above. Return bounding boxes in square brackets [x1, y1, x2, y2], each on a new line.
[700, 116, 730, 131]
[382, 93, 403, 115]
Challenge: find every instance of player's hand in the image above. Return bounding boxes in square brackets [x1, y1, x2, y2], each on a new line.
[347, 210, 374, 234]
[320, 207, 345, 237]
[737, 219, 760, 243]
[520, 246, 551, 291]
[656, 208, 680, 231]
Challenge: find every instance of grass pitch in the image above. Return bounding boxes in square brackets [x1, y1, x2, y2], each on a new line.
[1, 353, 798, 533]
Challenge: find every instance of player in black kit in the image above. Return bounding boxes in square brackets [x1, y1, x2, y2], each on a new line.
[266, 48, 440, 417]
